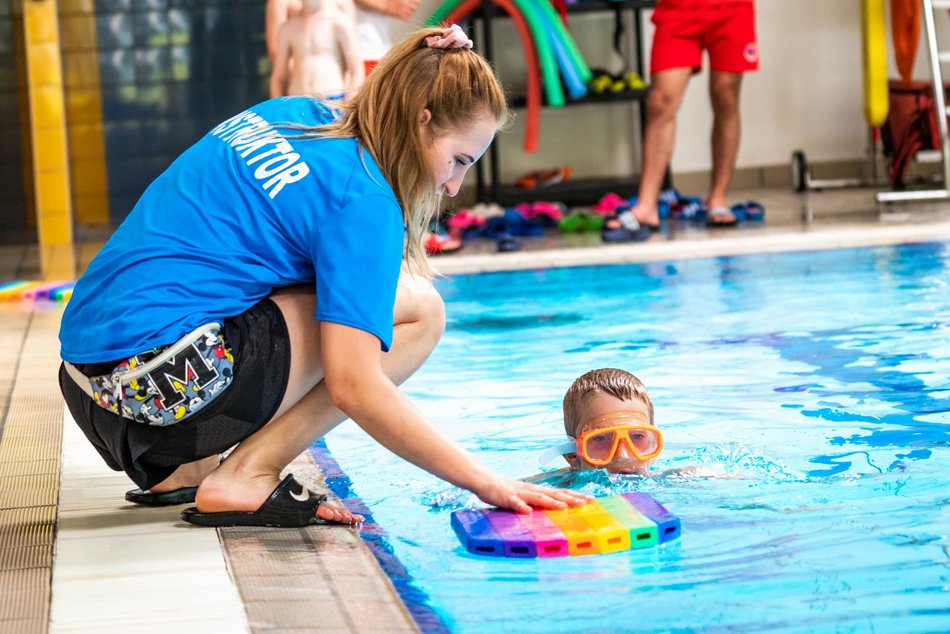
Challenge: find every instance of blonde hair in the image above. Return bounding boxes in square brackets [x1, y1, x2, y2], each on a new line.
[562, 368, 654, 437]
[319, 27, 508, 277]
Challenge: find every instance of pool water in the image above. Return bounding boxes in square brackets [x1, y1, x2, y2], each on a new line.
[320, 242, 950, 633]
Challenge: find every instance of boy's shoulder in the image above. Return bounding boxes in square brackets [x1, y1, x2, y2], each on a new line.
[522, 467, 576, 487]
[523, 465, 729, 486]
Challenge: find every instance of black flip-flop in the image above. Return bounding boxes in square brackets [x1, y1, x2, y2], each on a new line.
[601, 212, 652, 243]
[603, 214, 660, 234]
[705, 206, 739, 227]
[601, 225, 651, 243]
[496, 234, 522, 252]
[180, 474, 347, 528]
[126, 486, 197, 507]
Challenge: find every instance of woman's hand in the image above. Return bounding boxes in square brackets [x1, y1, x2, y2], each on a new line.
[474, 477, 593, 514]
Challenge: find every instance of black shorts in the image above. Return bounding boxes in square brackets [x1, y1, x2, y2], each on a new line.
[59, 298, 291, 490]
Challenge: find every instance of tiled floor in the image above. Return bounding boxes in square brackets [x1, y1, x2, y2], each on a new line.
[1, 185, 949, 633]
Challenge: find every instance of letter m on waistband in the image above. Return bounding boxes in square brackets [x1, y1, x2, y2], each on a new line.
[150, 344, 220, 410]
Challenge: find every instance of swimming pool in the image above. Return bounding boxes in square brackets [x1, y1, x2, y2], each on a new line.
[318, 242, 950, 633]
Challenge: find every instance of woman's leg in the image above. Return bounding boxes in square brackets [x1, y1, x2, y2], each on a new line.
[192, 274, 445, 519]
[146, 455, 220, 494]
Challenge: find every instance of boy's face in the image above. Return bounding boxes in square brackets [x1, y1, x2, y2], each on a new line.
[568, 393, 657, 475]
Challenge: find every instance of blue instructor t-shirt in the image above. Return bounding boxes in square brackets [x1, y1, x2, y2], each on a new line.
[60, 97, 405, 362]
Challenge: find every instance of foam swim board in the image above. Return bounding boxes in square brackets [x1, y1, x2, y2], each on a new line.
[451, 493, 680, 558]
[0, 280, 74, 302]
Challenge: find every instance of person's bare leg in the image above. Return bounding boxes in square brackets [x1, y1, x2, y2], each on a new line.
[707, 70, 743, 222]
[627, 67, 692, 227]
[147, 455, 221, 493]
[194, 276, 445, 520]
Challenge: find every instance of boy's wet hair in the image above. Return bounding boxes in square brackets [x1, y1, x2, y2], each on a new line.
[562, 368, 654, 437]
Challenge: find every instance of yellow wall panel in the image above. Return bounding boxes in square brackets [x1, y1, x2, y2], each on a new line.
[34, 127, 68, 172]
[58, 2, 110, 226]
[36, 171, 70, 214]
[25, 2, 57, 44]
[63, 52, 99, 89]
[37, 212, 73, 250]
[28, 42, 64, 86]
[68, 123, 105, 160]
[25, 0, 76, 277]
[30, 85, 65, 129]
[65, 88, 101, 123]
[60, 15, 95, 46]
[60, 0, 95, 13]
[73, 194, 110, 220]
[70, 163, 108, 195]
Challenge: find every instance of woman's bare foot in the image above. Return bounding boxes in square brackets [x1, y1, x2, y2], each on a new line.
[194, 465, 363, 524]
[148, 455, 221, 493]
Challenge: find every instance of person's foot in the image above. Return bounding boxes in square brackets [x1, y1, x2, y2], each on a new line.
[601, 210, 652, 243]
[195, 468, 363, 524]
[603, 204, 660, 232]
[148, 455, 221, 494]
[705, 205, 738, 227]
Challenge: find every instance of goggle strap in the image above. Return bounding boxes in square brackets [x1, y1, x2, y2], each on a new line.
[538, 439, 577, 466]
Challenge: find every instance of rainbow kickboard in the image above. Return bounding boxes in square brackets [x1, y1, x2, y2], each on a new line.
[622, 492, 682, 543]
[451, 493, 680, 558]
[0, 280, 75, 303]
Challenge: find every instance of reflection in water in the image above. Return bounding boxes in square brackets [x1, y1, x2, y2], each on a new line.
[451, 312, 585, 331]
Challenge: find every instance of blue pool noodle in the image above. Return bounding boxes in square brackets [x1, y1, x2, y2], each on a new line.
[532, 0, 587, 100]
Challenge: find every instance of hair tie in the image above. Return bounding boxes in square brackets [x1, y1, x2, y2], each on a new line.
[425, 24, 473, 50]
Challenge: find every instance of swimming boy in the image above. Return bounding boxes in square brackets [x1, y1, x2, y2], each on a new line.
[541, 368, 662, 476]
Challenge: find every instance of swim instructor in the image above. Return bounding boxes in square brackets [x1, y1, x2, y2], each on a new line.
[58, 25, 590, 528]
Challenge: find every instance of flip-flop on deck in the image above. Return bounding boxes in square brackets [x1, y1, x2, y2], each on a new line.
[181, 474, 343, 528]
[706, 206, 739, 227]
[126, 486, 197, 506]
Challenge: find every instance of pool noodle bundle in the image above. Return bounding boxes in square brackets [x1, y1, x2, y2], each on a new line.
[451, 492, 681, 558]
[426, 0, 592, 152]
[0, 280, 74, 302]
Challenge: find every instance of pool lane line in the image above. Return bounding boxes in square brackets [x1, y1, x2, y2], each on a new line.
[309, 439, 451, 634]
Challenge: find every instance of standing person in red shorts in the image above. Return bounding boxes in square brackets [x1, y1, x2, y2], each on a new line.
[603, 0, 758, 241]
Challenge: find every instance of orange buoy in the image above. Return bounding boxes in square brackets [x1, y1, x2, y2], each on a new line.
[892, 0, 921, 86]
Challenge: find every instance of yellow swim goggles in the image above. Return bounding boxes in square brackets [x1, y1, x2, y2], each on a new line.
[574, 423, 663, 465]
[540, 412, 663, 466]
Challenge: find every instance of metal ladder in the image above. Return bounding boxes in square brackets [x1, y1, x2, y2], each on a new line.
[877, 0, 950, 203]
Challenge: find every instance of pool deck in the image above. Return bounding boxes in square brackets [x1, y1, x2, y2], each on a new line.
[1, 186, 950, 633]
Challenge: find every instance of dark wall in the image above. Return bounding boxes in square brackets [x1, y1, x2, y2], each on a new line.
[94, 0, 269, 222]
[0, 0, 31, 241]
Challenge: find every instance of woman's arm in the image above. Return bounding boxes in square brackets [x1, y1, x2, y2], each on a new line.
[320, 322, 590, 512]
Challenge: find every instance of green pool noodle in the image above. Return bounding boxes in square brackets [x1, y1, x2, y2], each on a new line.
[425, 0, 565, 107]
[508, 0, 564, 106]
[531, 0, 592, 82]
[425, 0, 458, 27]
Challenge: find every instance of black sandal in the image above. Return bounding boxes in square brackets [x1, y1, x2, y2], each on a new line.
[602, 212, 652, 243]
[180, 474, 349, 528]
[126, 486, 197, 507]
